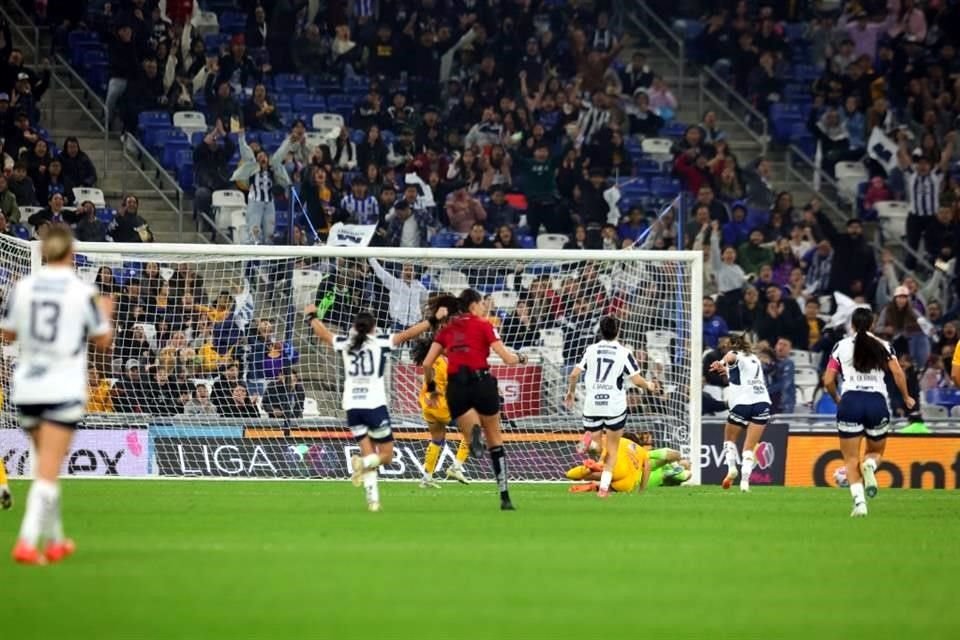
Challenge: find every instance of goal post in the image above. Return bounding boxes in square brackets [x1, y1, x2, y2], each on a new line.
[0, 235, 703, 484]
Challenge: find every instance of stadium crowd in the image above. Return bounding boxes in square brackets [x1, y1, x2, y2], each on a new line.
[0, 0, 952, 420]
[0, 10, 159, 243]
[677, 0, 960, 417]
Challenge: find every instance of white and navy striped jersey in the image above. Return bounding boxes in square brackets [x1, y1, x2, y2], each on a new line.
[0, 266, 110, 405]
[576, 340, 640, 418]
[829, 333, 894, 397]
[576, 103, 611, 143]
[250, 168, 274, 202]
[340, 193, 380, 225]
[333, 332, 395, 410]
[906, 168, 943, 217]
[725, 351, 771, 407]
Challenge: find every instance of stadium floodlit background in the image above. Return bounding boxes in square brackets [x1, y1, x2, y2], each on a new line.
[0, 0, 958, 638]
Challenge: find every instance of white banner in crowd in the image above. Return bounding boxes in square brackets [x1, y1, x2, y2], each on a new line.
[326, 223, 378, 247]
[868, 127, 899, 174]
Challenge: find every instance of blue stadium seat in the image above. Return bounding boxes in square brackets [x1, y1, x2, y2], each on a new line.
[350, 129, 365, 145]
[219, 11, 247, 34]
[260, 131, 286, 150]
[178, 162, 195, 192]
[650, 177, 678, 199]
[309, 76, 341, 93]
[518, 235, 535, 249]
[431, 232, 460, 248]
[661, 121, 688, 138]
[68, 30, 100, 50]
[293, 94, 327, 114]
[326, 94, 355, 119]
[162, 140, 192, 169]
[783, 23, 808, 42]
[96, 208, 115, 224]
[203, 33, 231, 55]
[635, 158, 661, 176]
[274, 73, 308, 93]
[12, 224, 30, 240]
[139, 111, 172, 132]
[381, 130, 395, 145]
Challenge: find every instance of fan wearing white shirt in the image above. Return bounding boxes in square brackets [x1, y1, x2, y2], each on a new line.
[368, 258, 429, 329]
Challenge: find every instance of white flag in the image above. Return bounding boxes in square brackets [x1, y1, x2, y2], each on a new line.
[327, 223, 378, 247]
[868, 127, 899, 174]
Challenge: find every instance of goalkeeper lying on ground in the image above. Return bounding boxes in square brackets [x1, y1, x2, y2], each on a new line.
[566, 432, 691, 492]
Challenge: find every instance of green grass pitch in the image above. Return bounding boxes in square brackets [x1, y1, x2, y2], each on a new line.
[3, 481, 958, 639]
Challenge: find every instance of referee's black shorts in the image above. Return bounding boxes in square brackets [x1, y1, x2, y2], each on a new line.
[446, 369, 501, 419]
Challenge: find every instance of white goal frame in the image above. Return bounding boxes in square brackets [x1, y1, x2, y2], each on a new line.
[9, 240, 703, 484]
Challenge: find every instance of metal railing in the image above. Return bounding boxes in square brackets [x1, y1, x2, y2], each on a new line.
[785, 144, 935, 280]
[626, 3, 685, 103]
[50, 54, 108, 172]
[3, 0, 40, 58]
[119, 133, 186, 240]
[697, 68, 769, 154]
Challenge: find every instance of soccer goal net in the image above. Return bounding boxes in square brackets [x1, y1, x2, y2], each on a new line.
[0, 236, 703, 483]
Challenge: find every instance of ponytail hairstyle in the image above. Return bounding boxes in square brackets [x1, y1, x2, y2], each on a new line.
[428, 293, 460, 329]
[623, 432, 643, 445]
[851, 307, 889, 373]
[349, 311, 376, 352]
[458, 288, 483, 314]
[729, 333, 752, 354]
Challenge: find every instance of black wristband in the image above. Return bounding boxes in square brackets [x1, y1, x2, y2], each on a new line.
[304, 312, 317, 325]
[426, 381, 437, 393]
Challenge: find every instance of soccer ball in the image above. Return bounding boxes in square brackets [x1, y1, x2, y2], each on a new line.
[833, 466, 849, 488]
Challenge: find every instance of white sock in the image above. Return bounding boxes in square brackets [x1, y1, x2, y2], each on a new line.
[43, 491, 64, 543]
[850, 481, 866, 505]
[362, 453, 380, 470]
[741, 449, 755, 482]
[451, 459, 464, 471]
[587, 440, 600, 454]
[723, 440, 738, 474]
[362, 470, 379, 505]
[18, 479, 57, 547]
[599, 470, 612, 491]
[863, 458, 877, 473]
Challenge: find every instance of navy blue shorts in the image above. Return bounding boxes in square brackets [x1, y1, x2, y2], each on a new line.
[728, 402, 771, 427]
[16, 401, 85, 430]
[837, 391, 890, 440]
[346, 406, 394, 443]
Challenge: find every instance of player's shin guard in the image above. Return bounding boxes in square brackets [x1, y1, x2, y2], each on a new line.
[488, 446, 511, 505]
[18, 480, 57, 547]
[723, 441, 738, 474]
[362, 453, 381, 470]
[424, 440, 443, 476]
[740, 449, 755, 485]
[362, 470, 380, 507]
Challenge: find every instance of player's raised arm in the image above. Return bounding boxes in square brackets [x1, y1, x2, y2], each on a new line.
[392, 304, 449, 347]
[303, 304, 335, 347]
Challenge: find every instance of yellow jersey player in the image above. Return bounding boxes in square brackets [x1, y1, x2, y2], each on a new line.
[412, 339, 471, 487]
[566, 432, 691, 492]
[566, 433, 651, 492]
[0, 458, 10, 510]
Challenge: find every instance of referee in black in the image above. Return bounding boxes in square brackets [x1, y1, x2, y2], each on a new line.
[421, 289, 528, 510]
